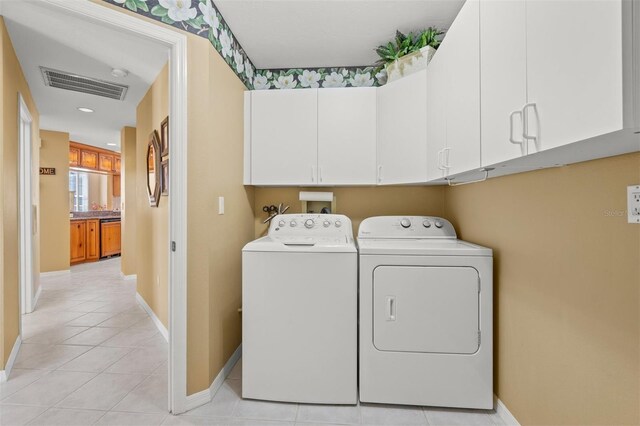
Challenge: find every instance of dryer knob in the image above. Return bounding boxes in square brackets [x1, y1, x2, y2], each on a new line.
[335, 220, 342, 228]
[304, 219, 315, 229]
[290, 220, 297, 227]
[423, 220, 431, 228]
[435, 221, 443, 228]
[400, 218, 411, 228]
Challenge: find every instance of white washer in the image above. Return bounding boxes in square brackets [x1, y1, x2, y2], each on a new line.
[358, 216, 493, 410]
[242, 214, 357, 404]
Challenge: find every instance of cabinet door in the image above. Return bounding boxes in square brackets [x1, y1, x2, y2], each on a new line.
[69, 147, 80, 167]
[526, 0, 623, 152]
[480, 0, 527, 166]
[80, 150, 98, 169]
[101, 222, 121, 257]
[377, 70, 428, 184]
[318, 88, 377, 185]
[99, 153, 114, 172]
[113, 175, 121, 197]
[251, 89, 318, 185]
[70, 221, 86, 264]
[114, 157, 121, 174]
[443, 0, 481, 176]
[426, 51, 448, 181]
[86, 220, 100, 261]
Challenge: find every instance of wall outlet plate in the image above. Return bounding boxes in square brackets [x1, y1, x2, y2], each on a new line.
[628, 185, 640, 223]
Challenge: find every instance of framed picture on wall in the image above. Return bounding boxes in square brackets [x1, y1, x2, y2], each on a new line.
[160, 116, 169, 157]
[161, 159, 169, 196]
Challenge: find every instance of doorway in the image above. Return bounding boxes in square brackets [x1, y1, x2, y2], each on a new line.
[7, 0, 189, 415]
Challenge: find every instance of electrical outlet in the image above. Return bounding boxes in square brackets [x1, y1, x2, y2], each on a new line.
[628, 185, 640, 223]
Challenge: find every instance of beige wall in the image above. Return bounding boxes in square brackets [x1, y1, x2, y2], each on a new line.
[39, 130, 69, 273]
[0, 17, 41, 369]
[444, 153, 640, 426]
[136, 63, 169, 327]
[254, 186, 445, 237]
[121, 126, 137, 277]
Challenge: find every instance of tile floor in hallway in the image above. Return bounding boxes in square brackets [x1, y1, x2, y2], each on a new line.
[1, 258, 506, 426]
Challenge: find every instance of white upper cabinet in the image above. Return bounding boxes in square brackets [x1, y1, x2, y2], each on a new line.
[318, 88, 377, 185]
[377, 70, 428, 184]
[250, 89, 318, 185]
[480, 0, 527, 167]
[426, 50, 448, 181]
[525, 0, 623, 152]
[442, 0, 481, 176]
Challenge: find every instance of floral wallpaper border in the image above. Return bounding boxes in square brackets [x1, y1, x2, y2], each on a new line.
[102, 0, 386, 89]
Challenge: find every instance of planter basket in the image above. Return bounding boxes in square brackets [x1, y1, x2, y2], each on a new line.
[385, 46, 436, 83]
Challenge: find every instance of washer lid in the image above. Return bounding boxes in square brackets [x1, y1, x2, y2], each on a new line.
[357, 238, 492, 256]
[243, 235, 357, 253]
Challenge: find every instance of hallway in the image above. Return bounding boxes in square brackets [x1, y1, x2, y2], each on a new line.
[0, 259, 169, 425]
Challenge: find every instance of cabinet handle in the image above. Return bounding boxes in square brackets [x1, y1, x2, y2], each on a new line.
[386, 296, 396, 321]
[318, 167, 323, 183]
[437, 149, 444, 171]
[443, 147, 452, 170]
[509, 110, 524, 148]
[311, 165, 316, 183]
[377, 165, 383, 183]
[522, 103, 540, 152]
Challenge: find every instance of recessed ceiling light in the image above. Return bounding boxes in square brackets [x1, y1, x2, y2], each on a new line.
[111, 68, 129, 78]
[107, 143, 117, 146]
[77, 107, 94, 113]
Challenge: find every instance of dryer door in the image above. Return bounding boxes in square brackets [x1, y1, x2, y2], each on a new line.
[373, 266, 479, 354]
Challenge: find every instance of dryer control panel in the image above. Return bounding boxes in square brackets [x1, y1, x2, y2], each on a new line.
[358, 216, 456, 239]
[269, 214, 354, 241]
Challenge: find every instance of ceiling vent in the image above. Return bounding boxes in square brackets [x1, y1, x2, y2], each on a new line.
[40, 67, 128, 101]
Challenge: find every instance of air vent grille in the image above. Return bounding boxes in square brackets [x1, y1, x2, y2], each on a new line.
[40, 67, 128, 101]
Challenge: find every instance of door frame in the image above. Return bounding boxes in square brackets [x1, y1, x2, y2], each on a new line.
[18, 94, 35, 316]
[34, 0, 190, 414]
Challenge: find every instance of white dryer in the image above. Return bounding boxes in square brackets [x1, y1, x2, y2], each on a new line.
[358, 216, 493, 410]
[242, 214, 357, 404]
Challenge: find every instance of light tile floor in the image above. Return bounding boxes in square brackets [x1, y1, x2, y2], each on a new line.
[0, 258, 507, 426]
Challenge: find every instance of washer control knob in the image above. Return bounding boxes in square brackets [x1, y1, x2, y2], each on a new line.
[323, 220, 331, 228]
[335, 220, 342, 228]
[304, 219, 315, 229]
[278, 220, 286, 227]
[435, 221, 443, 228]
[422, 220, 431, 228]
[289, 220, 297, 227]
[400, 218, 411, 228]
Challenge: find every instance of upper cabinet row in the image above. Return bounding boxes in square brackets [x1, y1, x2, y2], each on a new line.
[70, 142, 121, 174]
[244, 0, 631, 187]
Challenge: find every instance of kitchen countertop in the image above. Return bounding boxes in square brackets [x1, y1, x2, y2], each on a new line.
[70, 216, 121, 221]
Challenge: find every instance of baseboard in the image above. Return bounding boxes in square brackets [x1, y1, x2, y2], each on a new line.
[495, 395, 520, 425]
[120, 272, 137, 281]
[40, 269, 70, 278]
[184, 344, 242, 412]
[135, 293, 168, 341]
[0, 336, 22, 382]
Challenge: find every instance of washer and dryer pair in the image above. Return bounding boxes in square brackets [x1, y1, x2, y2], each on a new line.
[242, 214, 493, 409]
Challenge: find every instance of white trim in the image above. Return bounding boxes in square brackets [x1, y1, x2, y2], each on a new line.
[120, 272, 138, 281]
[495, 395, 520, 426]
[40, 269, 70, 278]
[184, 344, 242, 412]
[18, 94, 35, 316]
[0, 336, 22, 383]
[32, 284, 42, 309]
[136, 292, 169, 341]
[31, 0, 189, 414]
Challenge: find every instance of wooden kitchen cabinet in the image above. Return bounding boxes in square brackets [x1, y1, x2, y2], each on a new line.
[99, 153, 114, 172]
[113, 175, 121, 197]
[80, 149, 98, 170]
[70, 221, 86, 264]
[101, 221, 121, 258]
[86, 220, 100, 261]
[113, 157, 121, 174]
[69, 147, 80, 167]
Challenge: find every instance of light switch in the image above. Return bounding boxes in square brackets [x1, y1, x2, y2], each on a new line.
[218, 196, 224, 215]
[628, 185, 640, 223]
